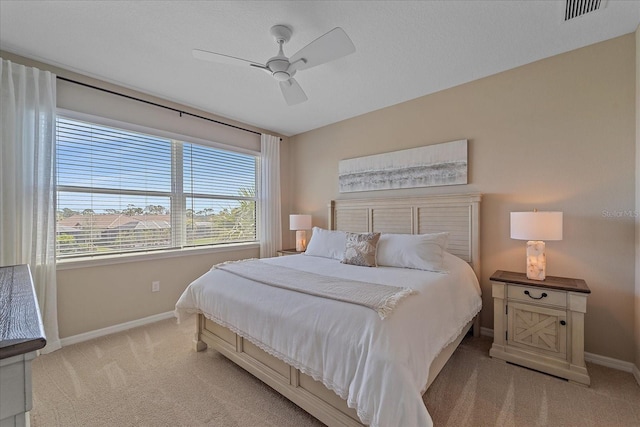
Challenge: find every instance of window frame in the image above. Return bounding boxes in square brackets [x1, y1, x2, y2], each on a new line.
[55, 109, 260, 268]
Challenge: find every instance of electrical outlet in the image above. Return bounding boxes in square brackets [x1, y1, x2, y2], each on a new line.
[152, 281, 160, 292]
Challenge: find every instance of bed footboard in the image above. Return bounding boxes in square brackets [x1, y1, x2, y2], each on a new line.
[195, 314, 363, 427]
[194, 313, 475, 427]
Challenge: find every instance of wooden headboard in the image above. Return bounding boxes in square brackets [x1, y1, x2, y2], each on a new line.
[328, 193, 482, 279]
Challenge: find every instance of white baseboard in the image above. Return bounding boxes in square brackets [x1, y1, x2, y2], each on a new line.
[60, 311, 175, 347]
[583, 351, 635, 373]
[480, 327, 637, 376]
[480, 327, 494, 338]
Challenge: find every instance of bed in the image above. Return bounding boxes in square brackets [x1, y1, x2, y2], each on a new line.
[175, 193, 482, 427]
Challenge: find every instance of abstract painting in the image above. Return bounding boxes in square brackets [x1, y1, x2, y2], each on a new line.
[338, 139, 467, 193]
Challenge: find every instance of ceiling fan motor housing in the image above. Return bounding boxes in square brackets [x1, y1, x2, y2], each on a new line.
[268, 58, 293, 81]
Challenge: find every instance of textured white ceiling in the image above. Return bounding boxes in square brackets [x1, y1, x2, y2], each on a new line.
[1, 1, 638, 136]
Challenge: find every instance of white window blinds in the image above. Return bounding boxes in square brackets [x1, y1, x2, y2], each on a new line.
[183, 143, 257, 247]
[56, 116, 257, 259]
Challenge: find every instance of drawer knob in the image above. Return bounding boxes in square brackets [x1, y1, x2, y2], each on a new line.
[560, 320, 566, 326]
[524, 290, 547, 300]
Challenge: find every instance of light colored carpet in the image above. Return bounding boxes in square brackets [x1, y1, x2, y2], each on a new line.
[30, 318, 640, 427]
[425, 336, 640, 426]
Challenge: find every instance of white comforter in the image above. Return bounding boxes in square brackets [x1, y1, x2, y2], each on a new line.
[174, 252, 482, 427]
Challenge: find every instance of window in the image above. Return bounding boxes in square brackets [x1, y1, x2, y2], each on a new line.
[56, 116, 257, 259]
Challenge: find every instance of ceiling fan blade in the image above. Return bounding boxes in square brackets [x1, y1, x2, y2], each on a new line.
[279, 78, 308, 106]
[192, 49, 265, 68]
[289, 27, 355, 71]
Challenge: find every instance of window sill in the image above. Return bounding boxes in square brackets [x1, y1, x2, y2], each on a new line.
[56, 242, 260, 271]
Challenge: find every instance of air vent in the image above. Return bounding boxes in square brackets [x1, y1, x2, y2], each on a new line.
[565, 0, 606, 21]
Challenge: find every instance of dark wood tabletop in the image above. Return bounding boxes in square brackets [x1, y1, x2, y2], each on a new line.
[0, 264, 46, 359]
[490, 270, 590, 293]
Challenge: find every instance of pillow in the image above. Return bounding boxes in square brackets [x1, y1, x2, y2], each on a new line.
[341, 232, 381, 267]
[376, 232, 449, 272]
[304, 227, 347, 260]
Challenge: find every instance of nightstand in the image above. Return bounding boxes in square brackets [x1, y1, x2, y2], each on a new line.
[277, 248, 304, 256]
[489, 270, 591, 386]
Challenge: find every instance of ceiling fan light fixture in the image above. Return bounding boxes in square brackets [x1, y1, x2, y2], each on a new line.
[272, 71, 291, 81]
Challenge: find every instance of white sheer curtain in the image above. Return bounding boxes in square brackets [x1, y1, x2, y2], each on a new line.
[1, 58, 60, 353]
[259, 134, 282, 258]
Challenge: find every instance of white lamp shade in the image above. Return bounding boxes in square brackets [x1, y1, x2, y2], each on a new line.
[510, 211, 563, 241]
[289, 214, 312, 231]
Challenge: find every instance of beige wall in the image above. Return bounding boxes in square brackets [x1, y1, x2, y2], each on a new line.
[291, 35, 636, 362]
[56, 247, 257, 337]
[1, 50, 293, 338]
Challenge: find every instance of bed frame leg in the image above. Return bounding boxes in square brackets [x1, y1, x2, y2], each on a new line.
[194, 339, 207, 352]
[473, 315, 481, 338]
[194, 314, 207, 352]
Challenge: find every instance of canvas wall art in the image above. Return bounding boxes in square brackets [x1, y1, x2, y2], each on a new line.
[338, 139, 467, 193]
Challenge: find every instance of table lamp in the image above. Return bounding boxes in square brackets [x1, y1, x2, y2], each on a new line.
[289, 214, 312, 252]
[510, 210, 563, 281]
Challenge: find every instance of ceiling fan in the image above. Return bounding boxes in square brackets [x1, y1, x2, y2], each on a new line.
[193, 25, 356, 106]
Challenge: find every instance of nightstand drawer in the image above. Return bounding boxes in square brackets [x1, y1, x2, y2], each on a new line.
[507, 284, 566, 307]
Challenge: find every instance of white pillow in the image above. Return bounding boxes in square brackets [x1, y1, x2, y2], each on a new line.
[376, 232, 450, 272]
[304, 227, 347, 260]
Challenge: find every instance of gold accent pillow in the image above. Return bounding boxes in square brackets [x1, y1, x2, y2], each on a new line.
[341, 232, 381, 267]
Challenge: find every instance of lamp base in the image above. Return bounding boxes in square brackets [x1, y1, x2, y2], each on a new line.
[295, 230, 307, 252]
[526, 240, 546, 280]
